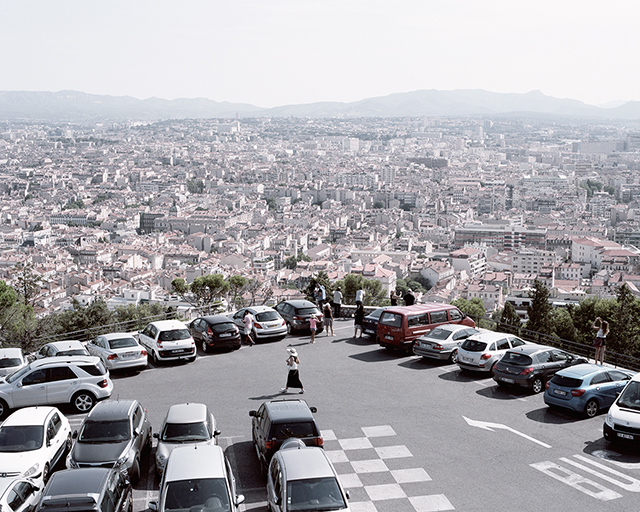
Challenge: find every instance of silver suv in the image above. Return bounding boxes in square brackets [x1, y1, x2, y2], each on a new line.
[0, 356, 113, 417]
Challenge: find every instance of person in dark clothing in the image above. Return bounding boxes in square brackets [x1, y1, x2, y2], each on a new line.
[354, 303, 365, 338]
[403, 290, 415, 306]
[390, 290, 398, 306]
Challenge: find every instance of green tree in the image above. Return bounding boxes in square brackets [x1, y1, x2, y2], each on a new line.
[14, 263, 47, 307]
[171, 274, 228, 313]
[452, 298, 486, 321]
[551, 307, 576, 341]
[187, 179, 204, 194]
[526, 280, 553, 336]
[499, 301, 521, 334]
[610, 285, 640, 356]
[395, 279, 409, 294]
[227, 275, 248, 309]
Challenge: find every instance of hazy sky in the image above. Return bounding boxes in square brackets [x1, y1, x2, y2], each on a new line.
[1, 0, 638, 108]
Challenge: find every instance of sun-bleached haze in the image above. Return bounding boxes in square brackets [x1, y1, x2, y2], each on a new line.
[1, 0, 638, 108]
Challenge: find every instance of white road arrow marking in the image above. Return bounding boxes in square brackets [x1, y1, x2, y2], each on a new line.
[463, 416, 552, 448]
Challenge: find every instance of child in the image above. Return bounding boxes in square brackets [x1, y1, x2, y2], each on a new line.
[323, 303, 335, 337]
[309, 314, 318, 343]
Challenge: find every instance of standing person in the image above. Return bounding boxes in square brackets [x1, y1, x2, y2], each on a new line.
[323, 303, 335, 337]
[318, 284, 327, 309]
[592, 317, 609, 365]
[243, 310, 255, 346]
[281, 348, 304, 394]
[390, 290, 398, 306]
[309, 314, 318, 343]
[333, 287, 343, 318]
[354, 303, 365, 338]
[403, 289, 415, 306]
[355, 287, 365, 306]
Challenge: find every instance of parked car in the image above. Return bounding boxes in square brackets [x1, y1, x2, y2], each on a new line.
[150, 445, 244, 512]
[0, 477, 42, 512]
[493, 344, 588, 393]
[604, 373, 640, 444]
[0, 407, 71, 484]
[33, 341, 89, 361]
[154, 403, 219, 476]
[413, 324, 481, 363]
[0, 348, 27, 376]
[231, 306, 287, 343]
[87, 333, 147, 372]
[188, 315, 241, 352]
[0, 356, 113, 417]
[267, 440, 350, 512]
[249, 399, 323, 473]
[138, 319, 196, 364]
[457, 331, 528, 374]
[274, 300, 324, 335]
[36, 468, 131, 512]
[544, 364, 635, 417]
[66, 399, 152, 484]
[362, 306, 390, 339]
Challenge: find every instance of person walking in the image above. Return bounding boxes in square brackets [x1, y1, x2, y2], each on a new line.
[281, 348, 304, 394]
[333, 287, 343, 318]
[309, 313, 318, 343]
[243, 310, 255, 346]
[354, 303, 365, 338]
[323, 303, 335, 337]
[592, 317, 609, 365]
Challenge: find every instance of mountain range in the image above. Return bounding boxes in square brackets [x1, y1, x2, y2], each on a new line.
[1, 89, 639, 122]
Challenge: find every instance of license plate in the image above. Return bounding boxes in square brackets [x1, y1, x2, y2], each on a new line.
[385, 335, 393, 340]
[500, 377, 515, 384]
[364, 329, 373, 334]
[219, 333, 232, 337]
[267, 323, 279, 328]
[121, 352, 136, 359]
[171, 349, 185, 354]
[553, 389, 567, 396]
[617, 433, 634, 440]
[461, 356, 472, 363]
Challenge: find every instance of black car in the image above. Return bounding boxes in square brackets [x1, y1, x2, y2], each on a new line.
[188, 315, 241, 352]
[36, 468, 131, 512]
[274, 300, 324, 334]
[362, 306, 390, 338]
[493, 343, 588, 394]
[249, 399, 323, 473]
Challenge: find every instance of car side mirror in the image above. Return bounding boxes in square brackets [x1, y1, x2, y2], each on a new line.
[153, 432, 159, 439]
[72, 430, 78, 439]
[235, 495, 245, 506]
[309, 407, 317, 413]
[249, 410, 257, 417]
[345, 490, 350, 500]
[149, 501, 158, 512]
[214, 429, 221, 437]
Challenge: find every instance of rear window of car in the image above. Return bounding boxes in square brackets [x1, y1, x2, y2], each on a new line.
[159, 329, 191, 341]
[500, 352, 532, 365]
[550, 374, 583, 388]
[460, 339, 487, 352]
[295, 308, 319, 316]
[367, 308, 387, 320]
[0, 358, 22, 368]
[425, 328, 452, 341]
[211, 322, 236, 333]
[57, 349, 87, 356]
[79, 362, 107, 376]
[379, 312, 403, 328]
[108, 337, 137, 349]
[271, 421, 317, 439]
[255, 311, 280, 322]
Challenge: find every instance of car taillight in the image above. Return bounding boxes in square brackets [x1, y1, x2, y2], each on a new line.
[545, 381, 550, 390]
[480, 353, 491, 360]
[293, 316, 301, 321]
[433, 344, 443, 351]
[207, 327, 213, 335]
[107, 354, 118, 360]
[318, 314, 323, 320]
[571, 389, 586, 397]
[265, 440, 275, 450]
[140, 350, 147, 356]
[519, 367, 534, 376]
[314, 437, 324, 447]
[254, 322, 264, 329]
[98, 379, 109, 388]
[156, 341, 163, 348]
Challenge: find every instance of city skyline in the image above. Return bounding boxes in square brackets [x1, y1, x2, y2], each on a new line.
[1, 0, 638, 109]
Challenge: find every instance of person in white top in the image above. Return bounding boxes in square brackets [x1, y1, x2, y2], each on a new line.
[281, 348, 304, 393]
[592, 317, 609, 365]
[355, 288, 364, 306]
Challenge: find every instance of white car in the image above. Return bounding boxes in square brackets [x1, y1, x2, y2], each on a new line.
[456, 331, 528, 373]
[0, 406, 71, 484]
[0, 477, 42, 512]
[230, 306, 287, 343]
[33, 341, 89, 361]
[0, 348, 27, 376]
[154, 403, 219, 475]
[87, 333, 147, 372]
[138, 320, 196, 364]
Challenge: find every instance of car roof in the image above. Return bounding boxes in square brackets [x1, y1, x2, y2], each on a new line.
[164, 445, 225, 481]
[264, 399, 315, 422]
[30, 355, 101, 368]
[3, 406, 59, 426]
[0, 348, 23, 358]
[87, 400, 136, 421]
[383, 303, 456, 314]
[200, 315, 234, 324]
[505, 343, 549, 354]
[100, 332, 137, 340]
[43, 468, 111, 497]
[165, 403, 208, 424]
[431, 324, 475, 333]
[46, 340, 85, 349]
[466, 331, 521, 342]
[278, 446, 335, 480]
[279, 300, 316, 308]
[246, 306, 276, 313]
[556, 363, 627, 379]
[147, 320, 187, 330]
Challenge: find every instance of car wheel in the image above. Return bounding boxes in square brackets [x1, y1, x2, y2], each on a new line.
[0, 399, 9, 419]
[42, 463, 50, 484]
[531, 377, 544, 394]
[151, 350, 159, 365]
[585, 398, 599, 418]
[449, 349, 458, 364]
[129, 457, 141, 485]
[201, 339, 209, 353]
[72, 391, 96, 413]
[286, 323, 294, 335]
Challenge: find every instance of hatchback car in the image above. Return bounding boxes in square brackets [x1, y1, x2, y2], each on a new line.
[150, 445, 244, 512]
[413, 324, 480, 363]
[87, 333, 147, 372]
[267, 441, 350, 512]
[362, 306, 390, 339]
[0, 348, 27, 376]
[0, 407, 71, 484]
[274, 300, 324, 335]
[0, 356, 113, 417]
[154, 403, 219, 476]
[493, 344, 588, 393]
[138, 320, 196, 364]
[231, 306, 287, 343]
[457, 331, 528, 374]
[0, 477, 42, 512]
[249, 399, 323, 473]
[544, 364, 635, 417]
[604, 373, 640, 445]
[37, 468, 131, 512]
[67, 399, 152, 484]
[188, 315, 241, 352]
[33, 341, 89, 361]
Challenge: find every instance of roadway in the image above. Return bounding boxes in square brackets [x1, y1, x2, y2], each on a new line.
[63, 317, 640, 512]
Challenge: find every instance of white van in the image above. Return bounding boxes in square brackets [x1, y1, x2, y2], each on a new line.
[604, 373, 640, 444]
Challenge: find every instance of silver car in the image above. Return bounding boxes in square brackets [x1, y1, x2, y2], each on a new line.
[231, 306, 287, 343]
[413, 325, 480, 363]
[154, 403, 219, 476]
[456, 331, 528, 373]
[87, 333, 147, 372]
[0, 348, 27, 376]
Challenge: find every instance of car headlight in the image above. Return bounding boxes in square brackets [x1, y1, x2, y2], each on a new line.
[156, 454, 166, 467]
[114, 453, 130, 468]
[605, 412, 614, 427]
[23, 463, 40, 478]
[66, 453, 79, 469]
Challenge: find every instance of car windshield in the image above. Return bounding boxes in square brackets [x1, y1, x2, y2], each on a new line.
[617, 381, 640, 411]
[424, 328, 453, 341]
[460, 339, 487, 352]
[79, 419, 131, 443]
[210, 322, 236, 333]
[0, 425, 43, 452]
[551, 375, 583, 388]
[108, 337, 138, 349]
[379, 312, 402, 327]
[287, 477, 346, 511]
[161, 422, 210, 442]
[159, 329, 191, 341]
[500, 352, 532, 365]
[272, 422, 317, 440]
[7, 365, 31, 384]
[163, 478, 229, 512]
[0, 358, 22, 368]
[255, 311, 280, 322]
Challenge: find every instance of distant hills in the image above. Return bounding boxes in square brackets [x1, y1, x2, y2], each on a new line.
[1, 89, 639, 122]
